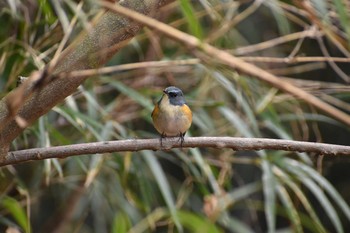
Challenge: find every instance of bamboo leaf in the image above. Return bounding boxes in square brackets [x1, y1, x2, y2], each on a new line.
[112, 212, 131, 233]
[177, 211, 222, 233]
[273, 166, 326, 233]
[142, 151, 183, 232]
[261, 159, 276, 233]
[284, 159, 344, 233]
[275, 181, 302, 233]
[180, 0, 203, 39]
[287, 159, 350, 223]
[1, 196, 30, 233]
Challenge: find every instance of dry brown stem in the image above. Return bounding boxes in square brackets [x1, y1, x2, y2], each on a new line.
[100, 2, 350, 126]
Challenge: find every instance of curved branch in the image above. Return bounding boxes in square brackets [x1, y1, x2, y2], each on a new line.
[4, 137, 350, 166]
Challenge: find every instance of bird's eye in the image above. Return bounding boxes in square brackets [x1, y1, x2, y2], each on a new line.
[169, 92, 177, 97]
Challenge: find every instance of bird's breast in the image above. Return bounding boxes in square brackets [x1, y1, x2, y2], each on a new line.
[153, 101, 192, 136]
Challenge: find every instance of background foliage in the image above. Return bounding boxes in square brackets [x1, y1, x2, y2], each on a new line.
[0, 0, 350, 232]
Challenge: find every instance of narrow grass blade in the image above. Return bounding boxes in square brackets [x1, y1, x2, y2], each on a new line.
[275, 181, 302, 233]
[218, 214, 254, 233]
[213, 71, 259, 135]
[38, 0, 56, 24]
[263, 120, 312, 164]
[1, 196, 30, 233]
[332, 0, 350, 44]
[180, 0, 203, 39]
[51, 0, 69, 33]
[112, 212, 131, 233]
[286, 159, 350, 223]
[219, 107, 253, 137]
[104, 79, 153, 110]
[190, 147, 221, 195]
[303, 177, 343, 233]
[264, 0, 290, 35]
[128, 208, 168, 233]
[261, 159, 276, 233]
[177, 211, 221, 233]
[284, 160, 344, 233]
[142, 151, 183, 232]
[273, 166, 326, 233]
[228, 182, 261, 201]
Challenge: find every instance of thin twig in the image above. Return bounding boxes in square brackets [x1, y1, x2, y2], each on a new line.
[239, 56, 350, 63]
[206, 0, 262, 43]
[4, 137, 350, 166]
[60, 59, 200, 78]
[233, 28, 319, 56]
[316, 34, 350, 83]
[287, 29, 306, 58]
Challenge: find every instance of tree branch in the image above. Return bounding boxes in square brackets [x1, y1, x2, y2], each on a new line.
[0, 0, 175, 155]
[100, 2, 350, 126]
[4, 137, 350, 166]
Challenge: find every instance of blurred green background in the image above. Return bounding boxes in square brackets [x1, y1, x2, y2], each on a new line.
[0, 0, 350, 232]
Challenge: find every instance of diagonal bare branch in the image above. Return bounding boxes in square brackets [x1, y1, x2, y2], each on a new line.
[99, 2, 350, 126]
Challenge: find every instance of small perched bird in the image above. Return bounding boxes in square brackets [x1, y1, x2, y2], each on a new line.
[152, 86, 192, 144]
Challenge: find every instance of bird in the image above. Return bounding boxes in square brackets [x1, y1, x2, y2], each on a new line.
[151, 86, 192, 145]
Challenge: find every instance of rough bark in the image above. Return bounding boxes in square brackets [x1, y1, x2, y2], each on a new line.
[0, 0, 175, 157]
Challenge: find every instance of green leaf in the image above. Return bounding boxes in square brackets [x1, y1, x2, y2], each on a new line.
[261, 159, 276, 233]
[177, 211, 222, 233]
[190, 147, 221, 194]
[1, 196, 30, 233]
[38, 0, 56, 23]
[284, 159, 344, 233]
[213, 71, 259, 136]
[142, 151, 183, 232]
[180, 0, 203, 39]
[332, 0, 350, 45]
[219, 107, 253, 137]
[52, 107, 86, 134]
[51, 0, 69, 32]
[105, 79, 153, 110]
[275, 181, 302, 233]
[112, 212, 131, 233]
[264, 0, 290, 35]
[127, 208, 168, 233]
[310, 0, 329, 23]
[217, 214, 254, 233]
[287, 159, 350, 227]
[227, 182, 261, 202]
[303, 178, 343, 233]
[216, 183, 260, 233]
[273, 166, 326, 233]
